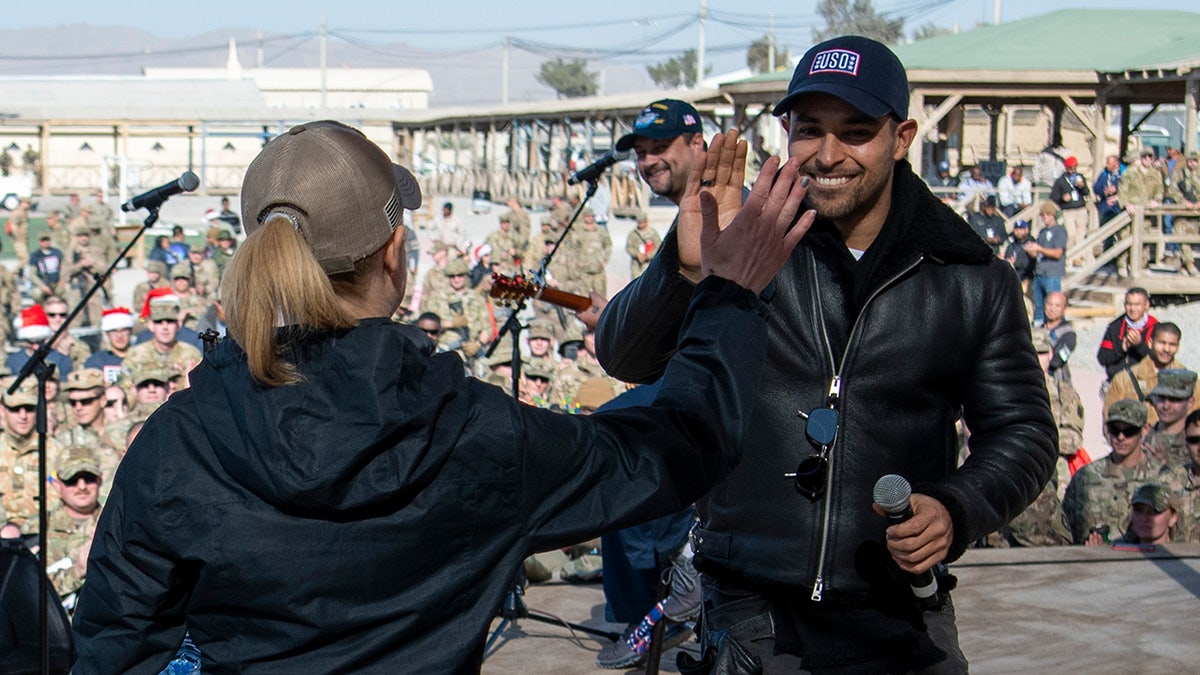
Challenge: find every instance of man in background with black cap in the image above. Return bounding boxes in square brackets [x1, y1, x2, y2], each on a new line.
[596, 35, 1055, 672]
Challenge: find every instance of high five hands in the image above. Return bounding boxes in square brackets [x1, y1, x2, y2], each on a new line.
[678, 129, 815, 293]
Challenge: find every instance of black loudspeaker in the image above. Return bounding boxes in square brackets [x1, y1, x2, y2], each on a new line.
[0, 539, 75, 674]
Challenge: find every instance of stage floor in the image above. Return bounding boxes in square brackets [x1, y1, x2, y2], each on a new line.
[481, 544, 1200, 673]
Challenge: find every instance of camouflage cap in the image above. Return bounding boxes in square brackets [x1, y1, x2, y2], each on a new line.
[1030, 327, 1052, 353]
[1131, 483, 1178, 513]
[64, 368, 105, 392]
[169, 263, 193, 280]
[498, 211, 513, 223]
[216, 228, 236, 241]
[1, 376, 38, 408]
[146, 260, 168, 276]
[575, 377, 616, 410]
[57, 445, 101, 482]
[149, 297, 180, 322]
[581, 207, 595, 218]
[1148, 369, 1197, 400]
[443, 257, 470, 277]
[132, 366, 173, 388]
[71, 224, 91, 236]
[482, 351, 514, 369]
[523, 361, 555, 381]
[527, 320, 556, 342]
[1106, 398, 1148, 427]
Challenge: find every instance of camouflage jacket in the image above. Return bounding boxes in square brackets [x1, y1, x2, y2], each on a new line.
[0, 432, 59, 530]
[1120, 165, 1165, 207]
[1061, 454, 1186, 544]
[123, 340, 203, 387]
[43, 504, 101, 597]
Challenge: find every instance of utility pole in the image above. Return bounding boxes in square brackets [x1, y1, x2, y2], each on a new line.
[768, 14, 776, 73]
[696, 0, 707, 88]
[319, 15, 328, 109]
[502, 35, 510, 106]
[993, 0, 1002, 25]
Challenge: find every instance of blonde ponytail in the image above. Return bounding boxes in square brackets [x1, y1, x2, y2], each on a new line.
[221, 215, 357, 386]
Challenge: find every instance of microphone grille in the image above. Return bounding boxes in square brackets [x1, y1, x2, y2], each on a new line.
[178, 171, 201, 192]
[873, 474, 912, 513]
[612, 148, 631, 161]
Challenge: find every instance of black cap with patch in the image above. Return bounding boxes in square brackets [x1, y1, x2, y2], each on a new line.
[616, 99, 703, 151]
[773, 35, 909, 120]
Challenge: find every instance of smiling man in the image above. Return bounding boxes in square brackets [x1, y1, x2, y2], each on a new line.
[596, 35, 1055, 671]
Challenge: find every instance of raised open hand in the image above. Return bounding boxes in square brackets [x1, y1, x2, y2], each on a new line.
[677, 129, 747, 282]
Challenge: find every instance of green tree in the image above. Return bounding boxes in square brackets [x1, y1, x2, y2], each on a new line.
[536, 58, 599, 99]
[814, 0, 904, 45]
[646, 49, 710, 89]
[912, 22, 952, 41]
[747, 36, 787, 74]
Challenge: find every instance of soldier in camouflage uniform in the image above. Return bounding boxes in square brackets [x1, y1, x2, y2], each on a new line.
[485, 213, 525, 275]
[1176, 411, 1200, 543]
[5, 196, 31, 270]
[423, 257, 493, 362]
[186, 246, 221, 301]
[210, 228, 238, 278]
[46, 210, 72, 255]
[168, 263, 212, 332]
[996, 329, 1078, 546]
[43, 445, 103, 603]
[42, 296, 93, 372]
[547, 329, 624, 409]
[1062, 399, 1186, 544]
[62, 226, 106, 326]
[548, 195, 572, 235]
[1113, 483, 1180, 545]
[122, 298, 203, 390]
[419, 243, 451, 311]
[0, 377, 60, 531]
[55, 369, 124, 503]
[525, 319, 559, 376]
[564, 208, 611, 297]
[505, 197, 531, 245]
[0, 259, 21, 346]
[519, 360, 556, 408]
[625, 212, 661, 280]
[1168, 153, 1200, 275]
[132, 260, 170, 326]
[1118, 150, 1167, 274]
[1141, 369, 1196, 467]
[88, 190, 115, 233]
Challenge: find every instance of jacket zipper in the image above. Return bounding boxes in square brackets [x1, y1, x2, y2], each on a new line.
[806, 249, 924, 602]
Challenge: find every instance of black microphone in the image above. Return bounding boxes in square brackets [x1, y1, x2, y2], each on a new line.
[568, 149, 631, 186]
[873, 474, 938, 605]
[121, 171, 201, 212]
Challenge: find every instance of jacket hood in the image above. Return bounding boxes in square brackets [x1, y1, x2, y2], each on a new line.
[188, 318, 466, 517]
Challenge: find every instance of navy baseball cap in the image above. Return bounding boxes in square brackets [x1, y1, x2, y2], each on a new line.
[773, 35, 909, 120]
[616, 99, 703, 151]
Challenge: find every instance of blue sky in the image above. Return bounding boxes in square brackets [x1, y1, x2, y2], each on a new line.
[11, 1, 1181, 74]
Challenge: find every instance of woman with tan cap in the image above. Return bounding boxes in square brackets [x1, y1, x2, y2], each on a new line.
[72, 120, 813, 672]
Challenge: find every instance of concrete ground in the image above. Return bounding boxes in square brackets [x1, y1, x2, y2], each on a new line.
[482, 544, 1200, 674]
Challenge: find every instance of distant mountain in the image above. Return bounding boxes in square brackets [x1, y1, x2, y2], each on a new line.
[0, 25, 660, 107]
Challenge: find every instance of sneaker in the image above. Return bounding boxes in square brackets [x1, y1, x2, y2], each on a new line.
[596, 623, 642, 669]
[594, 622, 693, 669]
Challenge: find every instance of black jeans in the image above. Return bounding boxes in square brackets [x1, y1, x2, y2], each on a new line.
[694, 577, 968, 674]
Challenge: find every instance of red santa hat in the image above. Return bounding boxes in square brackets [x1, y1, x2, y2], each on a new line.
[141, 287, 180, 320]
[101, 307, 135, 332]
[472, 243, 492, 267]
[16, 305, 52, 342]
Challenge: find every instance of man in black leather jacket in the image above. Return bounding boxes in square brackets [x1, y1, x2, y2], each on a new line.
[595, 36, 1056, 673]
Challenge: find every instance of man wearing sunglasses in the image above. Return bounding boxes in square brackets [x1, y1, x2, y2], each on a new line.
[46, 445, 104, 603]
[596, 36, 1056, 672]
[1062, 399, 1185, 545]
[55, 368, 123, 503]
[0, 377, 60, 533]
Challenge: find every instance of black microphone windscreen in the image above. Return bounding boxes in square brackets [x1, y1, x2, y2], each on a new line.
[873, 474, 912, 514]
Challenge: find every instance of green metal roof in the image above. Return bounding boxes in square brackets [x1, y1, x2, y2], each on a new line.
[725, 9, 1200, 85]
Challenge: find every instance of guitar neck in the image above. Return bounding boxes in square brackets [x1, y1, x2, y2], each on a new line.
[535, 286, 592, 312]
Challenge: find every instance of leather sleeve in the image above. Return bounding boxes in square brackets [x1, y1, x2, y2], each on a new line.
[594, 222, 696, 384]
[920, 260, 1058, 562]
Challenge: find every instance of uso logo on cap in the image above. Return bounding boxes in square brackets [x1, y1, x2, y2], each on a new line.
[810, 49, 861, 76]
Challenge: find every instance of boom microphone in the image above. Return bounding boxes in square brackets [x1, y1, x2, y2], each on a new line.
[872, 473, 938, 605]
[568, 149, 631, 186]
[121, 171, 201, 212]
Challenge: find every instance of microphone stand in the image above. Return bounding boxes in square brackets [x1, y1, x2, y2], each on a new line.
[482, 178, 619, 658]
[9, 207, 164, 675]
